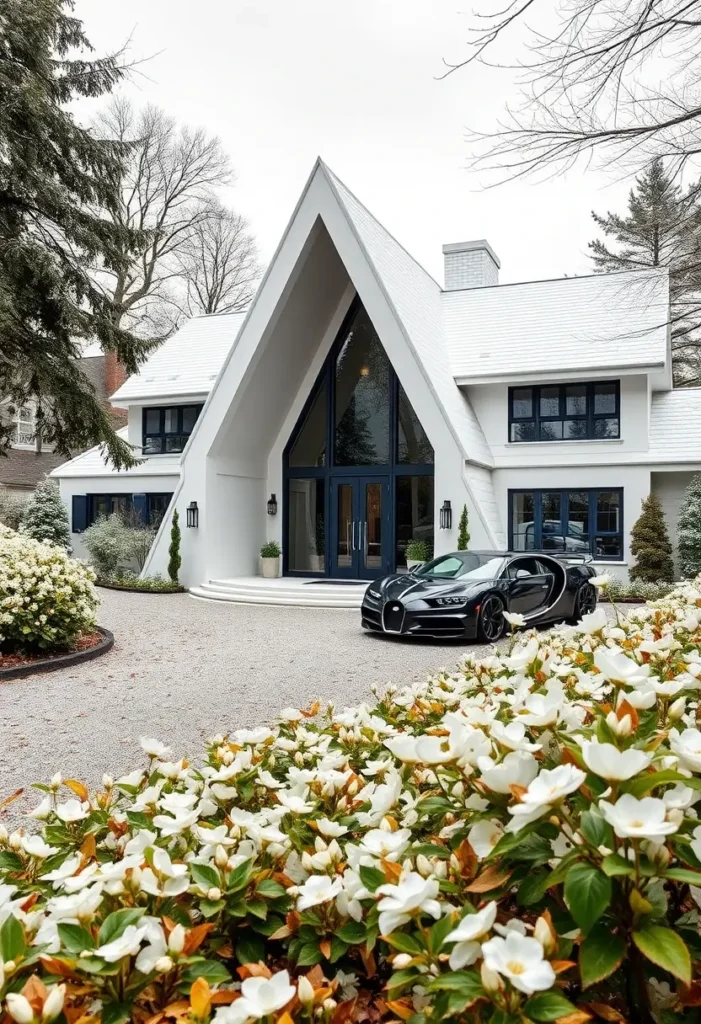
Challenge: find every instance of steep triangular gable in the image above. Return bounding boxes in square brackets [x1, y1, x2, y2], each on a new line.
[322, 164, 493, 469]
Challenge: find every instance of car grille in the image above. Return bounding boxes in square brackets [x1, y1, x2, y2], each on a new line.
[382, 602, 405, 633]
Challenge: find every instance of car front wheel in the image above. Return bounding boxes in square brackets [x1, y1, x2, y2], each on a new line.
[477, 594, 506, 643]
[571, 581, 597, 622]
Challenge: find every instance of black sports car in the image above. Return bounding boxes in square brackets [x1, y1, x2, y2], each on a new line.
[361, 550, 598, 642]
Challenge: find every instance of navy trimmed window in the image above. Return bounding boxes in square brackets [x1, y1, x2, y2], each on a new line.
[142, 405, 203, 454]
[509, 489, 623, 560]
[73, 493, 173, 532]
[508, 381, 620, 442]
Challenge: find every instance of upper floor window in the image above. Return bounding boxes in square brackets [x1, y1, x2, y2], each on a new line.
[142, 405, 202, 455]
[508, 381, 620, 442]
[12, 405, 35, 447]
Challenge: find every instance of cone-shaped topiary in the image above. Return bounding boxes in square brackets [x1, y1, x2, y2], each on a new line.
[20, 478, 69, 548]
[168, 509, 182, 584]
[678, 475, 701, 579]
[457, 504, 470, 550]
[629, 493, 674, 584]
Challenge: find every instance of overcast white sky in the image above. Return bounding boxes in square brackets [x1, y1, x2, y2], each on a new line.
[74, 0, 634, 286]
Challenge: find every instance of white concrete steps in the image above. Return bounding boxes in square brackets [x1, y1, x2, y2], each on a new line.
[189, 576, 369, 608]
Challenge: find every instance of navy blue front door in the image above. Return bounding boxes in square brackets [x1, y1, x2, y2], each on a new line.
[331, 477, 390, 579]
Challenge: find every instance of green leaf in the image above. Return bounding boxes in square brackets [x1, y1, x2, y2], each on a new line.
[427, 970, 484, 998]
[336, 920, 367, 944]
[0, 852, 23, 871]
[246, 898, 268, 921]
[236, 934, 265, 965]
[384, 932, 423, 955]
[564, 862, 611, 936]
[517, 870, 551, 906]
[0, 914, 26, 960]
[227, 859, 254, 893]
[199, 898, 225, 918]
[523, 992, 577, 1021]
[664, 867, 701, 884]
[632, 925, 692, 983]
[417, 796, 453, 817]
[182, 961, 231, 987]
[359, 864, 387, 893]
[579, 808, 612, 848]
[428, 912, 456, 955]
[579, 925, 626, 988]
[329, 935, 348, 963]
[256, 879, 287, 899]
[98, 908, 145, 947]
[601, 854, 634, 877]
[624, 770, 688, 798]
[58, 923, 96, 954]
[101, 1003, 132, 1024]
[297, 942, 324, 966]
[387, 968, 422, 996]
[411, 843, 452, 860]
[190, 862, 221, 890]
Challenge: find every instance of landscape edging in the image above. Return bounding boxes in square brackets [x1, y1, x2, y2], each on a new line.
[0, 627, 114, 681]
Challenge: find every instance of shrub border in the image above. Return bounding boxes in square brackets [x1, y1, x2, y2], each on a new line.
[96, 581, 185, 594]
[0, 626, 114, 681]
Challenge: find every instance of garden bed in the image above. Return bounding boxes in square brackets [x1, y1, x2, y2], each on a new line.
[96, 578, 184, 594]
[0, 626, 114, 680]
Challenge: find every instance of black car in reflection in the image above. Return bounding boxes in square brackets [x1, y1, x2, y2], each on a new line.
[361, 550, 598, 642]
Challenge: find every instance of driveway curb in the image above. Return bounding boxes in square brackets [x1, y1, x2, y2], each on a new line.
[0, 627, 114, 681]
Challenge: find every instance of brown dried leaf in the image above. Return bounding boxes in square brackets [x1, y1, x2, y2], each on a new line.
[65, 780, 89, 802]
[0, 788, 23, 809]
[386, 1000, 414, 1021]
[465, 864, 512, 892]
[190, 978, 211, 1019]
[583, 1003, 628, 1023]
[22, 975, 48, 1013]
[557, 1013, 593, 1024]
[182, 922, 214, 956]
[237, 962, 273, 980]
[320, 939, 332, 959]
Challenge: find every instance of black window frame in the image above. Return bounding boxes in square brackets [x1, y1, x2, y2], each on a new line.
[142, 404, 203, 455]
[508, 488, 624, 561]
[508, 381, 620, 443]
[82, 492, 173, 530]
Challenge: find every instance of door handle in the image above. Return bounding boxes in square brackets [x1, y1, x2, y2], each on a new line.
[352, 520, 356, 551]
[364, 520, 368, 557]
[346, 521, 351, 555]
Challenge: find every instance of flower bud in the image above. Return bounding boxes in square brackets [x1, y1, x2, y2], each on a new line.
[379, 816, 393, 832]
[221, 750, 234, 766]
[155, 955, 175, 973]
[298, 975, 315, 1006]
[416, 854, 432, 877]
[8, 832, 22, 851]
[393, 954, 413, 969]
[215, 844, 229, 868]
[4, 960, 17, 976]
[102, 774, 114, 789]
[322, 999, 337, 1013]
[207, 887, 222, 901]
[534, 915, 556, 956]
[666, 808, 684, 827]
[5, 993, 35, 1024]
[480, 962, 503, 995]
[168, 923, 186, 953]
[434, 859, 448, 879]
[301, 851, 315, 872]
[50, 773, 63, 789]
[41, 985, 66, 1023]
[346, 779, 359, 797]
[0, 825, 8, 843]
[669, 697, 687, 721]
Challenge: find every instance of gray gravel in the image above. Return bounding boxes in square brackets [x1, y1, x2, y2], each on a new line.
[0, 590, 497, 823]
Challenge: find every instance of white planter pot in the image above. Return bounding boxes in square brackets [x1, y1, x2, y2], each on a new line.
[309, 554, 325, 572]
[260, 557, 280, 579]
[406, 559, 425, 572]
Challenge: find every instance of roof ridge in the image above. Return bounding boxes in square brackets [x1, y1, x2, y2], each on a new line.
[443, 266, 669, 295]
[319, 160, 443, 292]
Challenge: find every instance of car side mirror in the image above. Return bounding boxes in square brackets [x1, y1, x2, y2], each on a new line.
[516, 569, 531, 579]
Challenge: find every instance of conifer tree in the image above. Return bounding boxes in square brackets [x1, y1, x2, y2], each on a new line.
[678, 475, 701, 580]
[0, 0, 152, 467]
[457, 504, 470, 551]
[168, 509, 182, 584]
[629, 494, 674, 584]
[20, 479, 70, 547]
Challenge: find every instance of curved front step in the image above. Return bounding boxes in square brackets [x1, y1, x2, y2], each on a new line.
[189, 577, 369, 609]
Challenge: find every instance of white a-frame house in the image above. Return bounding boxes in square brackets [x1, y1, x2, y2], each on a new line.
[55, 158, 695, 597]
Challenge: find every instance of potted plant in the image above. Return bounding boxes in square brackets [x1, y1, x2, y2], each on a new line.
[310, 513, 325, 572]
[260, 540, 281, 578]
[406, 538, 430, 571]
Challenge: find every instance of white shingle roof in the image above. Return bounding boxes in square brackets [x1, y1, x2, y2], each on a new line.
[51, 428, 181, 479]
[649, 388, 701, 462]
[443, 269, 669, 381]
[111, 311, 247, 403]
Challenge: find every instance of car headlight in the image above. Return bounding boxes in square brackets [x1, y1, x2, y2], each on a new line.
[368, 589, 381, 599]
[436, 596, 467, 606]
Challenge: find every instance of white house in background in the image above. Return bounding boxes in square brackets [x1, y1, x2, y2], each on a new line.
[52, 157, 701, 599]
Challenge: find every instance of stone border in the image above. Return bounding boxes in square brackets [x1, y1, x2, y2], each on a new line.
[96, 581, 185, 594]
[0, 627, 114, 681]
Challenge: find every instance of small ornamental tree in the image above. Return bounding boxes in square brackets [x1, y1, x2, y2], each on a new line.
[457, 503, 470, 550]
[629, 493, 675, 583]
[20, 479, 69, 547]
[168, 508, 182, 583]
[678, 474, 701, 578]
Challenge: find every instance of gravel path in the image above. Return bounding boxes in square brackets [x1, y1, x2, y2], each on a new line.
[0, 589, 497, 822]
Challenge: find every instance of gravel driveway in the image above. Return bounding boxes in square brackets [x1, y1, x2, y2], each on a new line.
[0, 589, 499, 822]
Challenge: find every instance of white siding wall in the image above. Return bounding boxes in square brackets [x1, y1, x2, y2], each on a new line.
[652, 471, 696, 576]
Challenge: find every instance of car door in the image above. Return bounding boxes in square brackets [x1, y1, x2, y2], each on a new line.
[505, 557, 553, 614]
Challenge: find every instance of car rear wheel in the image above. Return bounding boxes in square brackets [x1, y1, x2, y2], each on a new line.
[571, 582, 597, 622]
[477, 595, 506, 643]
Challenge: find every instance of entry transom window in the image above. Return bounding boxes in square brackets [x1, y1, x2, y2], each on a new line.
[510, 489, 623, 560]
[142, 405, 203, 455]
[509, 382, 620, 442]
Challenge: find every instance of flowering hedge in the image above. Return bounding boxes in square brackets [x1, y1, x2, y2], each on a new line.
[4, 582, 701, 1024]
[0, 525, 98, 652]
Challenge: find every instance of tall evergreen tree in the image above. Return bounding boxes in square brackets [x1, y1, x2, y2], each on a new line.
[678, 475, 701, 580]
[629, 494, 674, 584]
[0, 0, 152, 467]
[589, 159, 701, 385]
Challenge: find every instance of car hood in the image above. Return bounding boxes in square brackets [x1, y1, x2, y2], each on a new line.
[370, 574, 492, 601]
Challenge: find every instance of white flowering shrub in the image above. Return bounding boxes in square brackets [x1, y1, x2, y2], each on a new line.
[605, 577, 676, 602]
[0, 524, 98, 652]
[6, 583, 701, 1023]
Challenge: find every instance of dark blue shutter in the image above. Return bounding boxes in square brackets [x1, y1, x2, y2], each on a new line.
[132, 493, 148, 525]
[72, 495, 88, 533]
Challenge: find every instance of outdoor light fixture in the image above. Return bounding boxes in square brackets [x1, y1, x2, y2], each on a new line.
[439, 500, 452, 530]
[186, 501, 199, 528]
[267, 493, 278, 516]
[360, 365, 370, 376]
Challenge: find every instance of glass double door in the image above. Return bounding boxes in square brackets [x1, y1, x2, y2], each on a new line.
[331, 477, 389, 579]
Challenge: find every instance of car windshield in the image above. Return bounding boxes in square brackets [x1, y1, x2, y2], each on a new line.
[416, 552, 507, 581]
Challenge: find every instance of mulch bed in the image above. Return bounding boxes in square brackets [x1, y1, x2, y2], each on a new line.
[0, 627, 114, 680]
[96, 581, 185, 594]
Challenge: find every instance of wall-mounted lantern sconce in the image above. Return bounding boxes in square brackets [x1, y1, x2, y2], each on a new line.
[267, 493, 278, 516]
[439, 500, 452, 530]
[186, 501, 199, 528]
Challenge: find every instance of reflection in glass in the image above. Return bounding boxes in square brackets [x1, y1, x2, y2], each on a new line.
[288, 479, 325, 572]
[565, 385, 587, 416]
[396, 476, 434, 568]
[397, 384, 434, 463]
[363, 483, 383, 571]
[511, 492, 535, 550]
[510, 421, 536, 442]
[593, 417, 619, 438]
[594, 383, 617, 414]
[541, 492, 564, 549]
[334, 308, 390, 465]
[289, 383, 327, 467]
[540, 387, 560, 417]
[596, 491, 620, 532]
[335, 483, 353, 569]
[512, 388, 533, 419]
[145, 409, 160, 434]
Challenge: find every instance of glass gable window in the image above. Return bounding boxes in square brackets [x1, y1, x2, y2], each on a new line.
[398, 384, 434, 464]
[143, 405, 203, 455]
[509, 382, 620, 442]
[334, 306, 391, 466]
[288, 383, 327, 467]
[396, 476, 434, 569]
[509, 489, 623, 560]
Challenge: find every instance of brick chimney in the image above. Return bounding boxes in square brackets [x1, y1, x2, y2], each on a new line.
[104, 351, 128, 423]
[443, 240, 500, 290]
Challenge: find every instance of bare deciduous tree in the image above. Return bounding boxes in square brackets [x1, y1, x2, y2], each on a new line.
[176, 202, 260, 316]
